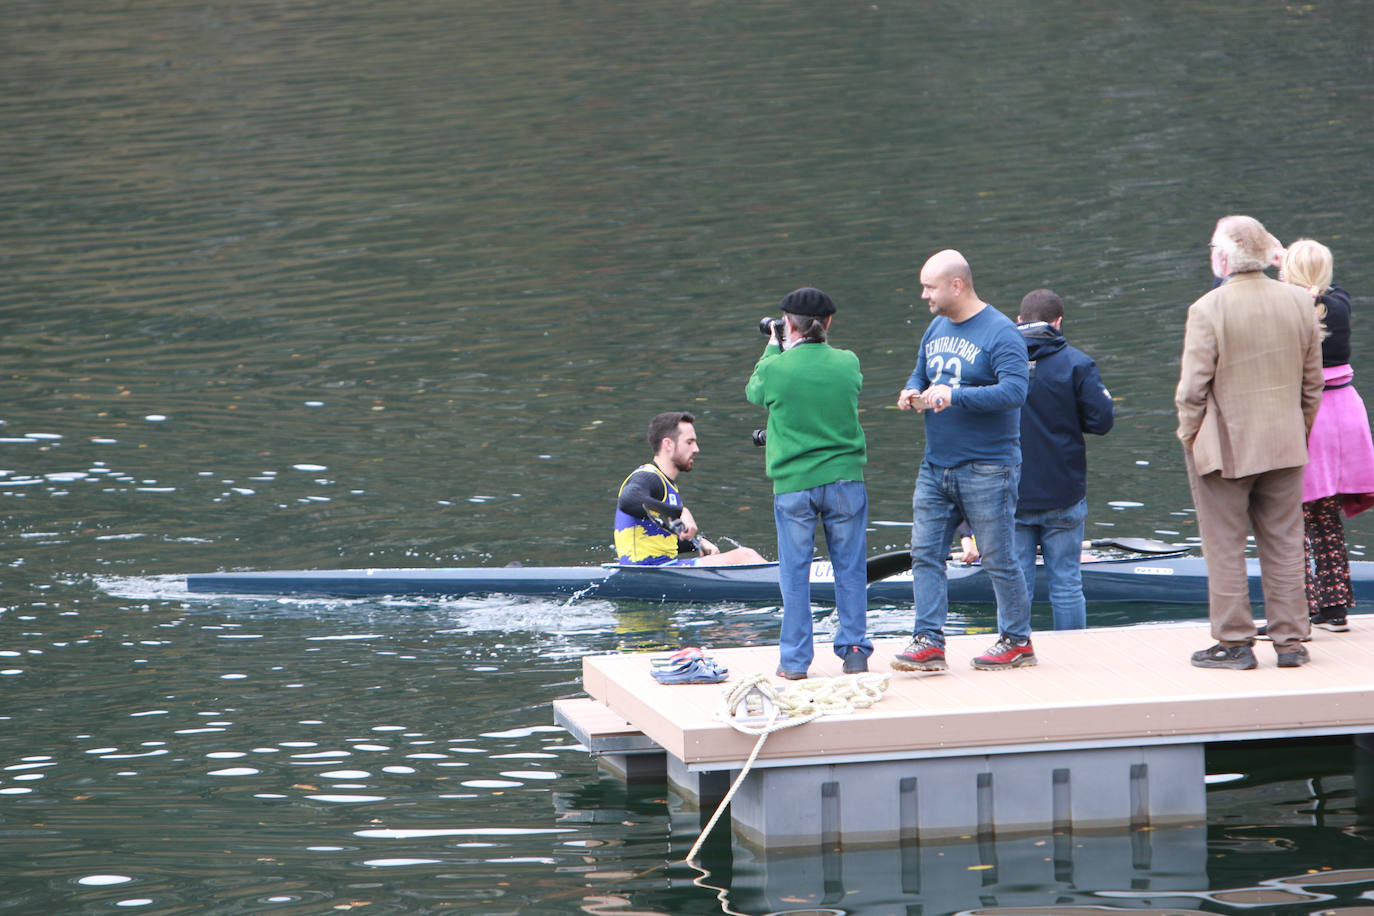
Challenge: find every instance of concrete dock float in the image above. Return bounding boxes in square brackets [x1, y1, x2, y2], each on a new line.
[555, 615, 1374, 848]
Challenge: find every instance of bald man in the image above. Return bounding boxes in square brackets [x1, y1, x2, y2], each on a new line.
[894, 250, 1033, 672]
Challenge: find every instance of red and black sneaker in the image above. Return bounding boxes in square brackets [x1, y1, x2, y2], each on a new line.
[971, 635, 1036, 670]
[891, 633, 947, 672]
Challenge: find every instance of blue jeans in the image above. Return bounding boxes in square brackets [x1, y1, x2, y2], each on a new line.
[774, 479, 872, 673]
[1015, 498, 1089, 630]
[911, 459, 1030, 647]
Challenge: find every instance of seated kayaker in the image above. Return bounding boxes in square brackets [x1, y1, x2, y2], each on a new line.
[613, 411, 767, 566]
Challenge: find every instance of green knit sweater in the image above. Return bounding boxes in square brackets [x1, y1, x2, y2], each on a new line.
[745, 341, 867, 495]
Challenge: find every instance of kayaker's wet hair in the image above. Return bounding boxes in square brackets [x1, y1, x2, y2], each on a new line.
[648, 411, 695, 452]
[784, 312, 829, 343]
[1018, 289, 1064, 324]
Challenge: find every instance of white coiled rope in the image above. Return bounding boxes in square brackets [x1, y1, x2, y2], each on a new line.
[683, 671, 891, 865]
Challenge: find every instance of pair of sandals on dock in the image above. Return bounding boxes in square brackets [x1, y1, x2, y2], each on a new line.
[651, 647, 729, 684]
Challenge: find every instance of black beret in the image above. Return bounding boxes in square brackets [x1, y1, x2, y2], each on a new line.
[779, 286, 836, 317]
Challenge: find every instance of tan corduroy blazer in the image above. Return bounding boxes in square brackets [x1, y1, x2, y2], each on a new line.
[1175, 271, 1323, 478]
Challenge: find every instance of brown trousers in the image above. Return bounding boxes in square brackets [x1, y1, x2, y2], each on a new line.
[1184, 451, 1310, 649]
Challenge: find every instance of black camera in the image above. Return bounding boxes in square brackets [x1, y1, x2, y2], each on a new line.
[751, 428, 767, 447]
[759, 316, 784, 339]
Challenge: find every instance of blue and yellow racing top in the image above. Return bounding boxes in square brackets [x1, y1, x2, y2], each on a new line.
[613, 463, 687, 565]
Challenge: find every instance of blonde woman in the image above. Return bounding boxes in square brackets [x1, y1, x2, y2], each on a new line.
[1284, 239, 1374, 631]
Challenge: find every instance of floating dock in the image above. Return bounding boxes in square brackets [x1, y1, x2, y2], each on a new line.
[556, 616, 1374, 848]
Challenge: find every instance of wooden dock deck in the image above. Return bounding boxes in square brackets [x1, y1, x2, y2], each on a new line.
[559, 615, 1374, 845]
[576, 616, 1374, 768]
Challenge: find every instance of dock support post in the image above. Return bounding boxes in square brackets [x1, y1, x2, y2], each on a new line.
[666, 752, 729, 811]
[720, 744, 1204, 849]
[597, 751, 666, 784]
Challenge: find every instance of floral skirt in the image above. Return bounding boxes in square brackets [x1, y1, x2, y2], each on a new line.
[1304, 495, 1352, 615]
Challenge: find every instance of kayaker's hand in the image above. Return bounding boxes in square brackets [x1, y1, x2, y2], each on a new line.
[677, 508, 700, 540]
[697, 537, 720, 556]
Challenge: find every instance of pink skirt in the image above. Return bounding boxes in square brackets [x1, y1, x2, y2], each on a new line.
[1304, 364, 1374, 516]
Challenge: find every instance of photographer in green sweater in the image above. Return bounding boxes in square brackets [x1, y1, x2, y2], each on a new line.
[746, 287, 872, 679]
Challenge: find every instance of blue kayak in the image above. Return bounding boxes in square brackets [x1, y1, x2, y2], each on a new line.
[185, 553, 1374, 605]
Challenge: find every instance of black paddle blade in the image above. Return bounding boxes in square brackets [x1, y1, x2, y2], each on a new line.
[1087, 537, 1192, 555]
[866, 550, 913, 583]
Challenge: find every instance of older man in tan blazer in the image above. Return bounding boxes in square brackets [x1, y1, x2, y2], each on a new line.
[1176, 214, 1323, 669]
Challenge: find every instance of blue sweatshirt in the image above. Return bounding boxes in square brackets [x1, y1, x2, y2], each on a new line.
[905, 305, 1028, 466]
[1016, 322, 1114, 511]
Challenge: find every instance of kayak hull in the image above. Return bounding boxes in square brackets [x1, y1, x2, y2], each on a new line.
[186, 555, 1374, 606]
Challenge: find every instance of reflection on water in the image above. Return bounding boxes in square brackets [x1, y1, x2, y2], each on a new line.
[1, 604, 621, 913]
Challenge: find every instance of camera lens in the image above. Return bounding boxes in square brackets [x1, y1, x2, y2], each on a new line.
[759, 316, 781, 337]
[751, 428, 767, 447]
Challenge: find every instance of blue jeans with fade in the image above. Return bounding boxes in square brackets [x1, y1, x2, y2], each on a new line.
[774, 479, 873, 674]
[1015, 497, 1089, 630]
[911, 459, 1031, 647]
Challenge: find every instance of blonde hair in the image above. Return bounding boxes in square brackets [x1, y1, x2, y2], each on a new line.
[1282, 238, 1334, 293]
[1282, 238, 1334, 338]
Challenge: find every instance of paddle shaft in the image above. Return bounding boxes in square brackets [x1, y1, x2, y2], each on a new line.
[647, 503, 908, 579]
[861, 539, 1189, 584]
[638, 511, 1187, 576]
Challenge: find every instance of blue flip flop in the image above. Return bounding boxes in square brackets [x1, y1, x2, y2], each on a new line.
[650, 647, 705, 667]
[651, 656, 728, 685]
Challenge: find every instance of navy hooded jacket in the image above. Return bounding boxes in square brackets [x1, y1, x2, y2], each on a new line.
[1016, 322, 1114, 512]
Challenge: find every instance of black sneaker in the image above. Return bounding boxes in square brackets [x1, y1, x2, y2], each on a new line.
[1276, 644, 1311, 668]
[775, 666, 807, 680]
[1312, 607, 1350, 632]
[841, 646, 868, 674]
[1190, 643, 1257, 670]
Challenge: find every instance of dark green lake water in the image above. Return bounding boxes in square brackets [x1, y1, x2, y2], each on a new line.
[3, 1, 1373, 913]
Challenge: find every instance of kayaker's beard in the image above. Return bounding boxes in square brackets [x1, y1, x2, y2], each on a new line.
[669, 446, 695, 474]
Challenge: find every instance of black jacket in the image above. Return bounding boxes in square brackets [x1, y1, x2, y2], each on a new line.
[1017, 322, 1115, 512]
[1319, 285, 1352, 367]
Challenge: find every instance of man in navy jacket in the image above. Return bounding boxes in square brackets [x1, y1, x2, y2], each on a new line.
[1014, 289, 1115, 629]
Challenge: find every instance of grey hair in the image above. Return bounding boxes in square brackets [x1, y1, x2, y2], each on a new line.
[1213, 215, 1279, 274]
